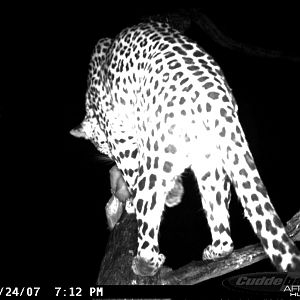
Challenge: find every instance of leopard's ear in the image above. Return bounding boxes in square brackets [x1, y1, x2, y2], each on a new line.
[70, 120, 90, 139]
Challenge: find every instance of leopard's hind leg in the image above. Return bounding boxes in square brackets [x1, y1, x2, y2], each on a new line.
[192, 155, 234, 260]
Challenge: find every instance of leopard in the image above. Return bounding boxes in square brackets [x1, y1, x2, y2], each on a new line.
[70, 21, 300, 276]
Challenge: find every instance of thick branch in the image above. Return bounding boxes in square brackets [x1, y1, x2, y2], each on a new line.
[161, 211, 300, 285]
[97, 211, 163, 285]
[97, 210, 300, 286]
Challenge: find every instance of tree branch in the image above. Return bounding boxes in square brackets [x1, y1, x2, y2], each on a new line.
[96, 210, 300, 286]
[161, 211, 300, 285]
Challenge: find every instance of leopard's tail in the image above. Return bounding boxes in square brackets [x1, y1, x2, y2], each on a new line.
[225, 121, 300, 271]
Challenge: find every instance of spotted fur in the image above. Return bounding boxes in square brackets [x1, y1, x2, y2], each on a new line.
[71, 21, 300, 276]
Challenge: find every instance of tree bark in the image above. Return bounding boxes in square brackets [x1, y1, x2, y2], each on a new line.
[96, 210, 164, 285]
[96, 210, 300, 286]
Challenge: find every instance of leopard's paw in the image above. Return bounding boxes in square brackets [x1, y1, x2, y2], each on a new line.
[202, 244, 234, 260]
[132, 254, 165, 276]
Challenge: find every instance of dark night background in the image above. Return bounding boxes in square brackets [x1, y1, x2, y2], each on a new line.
[1, 5, 299, 298]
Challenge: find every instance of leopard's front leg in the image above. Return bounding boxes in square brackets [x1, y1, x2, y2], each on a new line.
[131, 188, 165, 274]
[131, 166, 172, 276]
